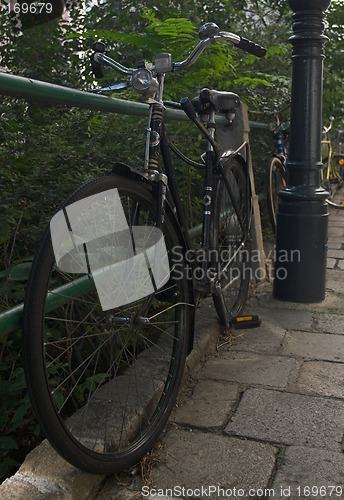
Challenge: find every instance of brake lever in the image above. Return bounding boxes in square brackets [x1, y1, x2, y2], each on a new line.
[89, 82, 129, 94]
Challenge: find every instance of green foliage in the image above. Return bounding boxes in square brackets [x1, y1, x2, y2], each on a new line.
[323, 1, 344, 129]
[0, 328, 40, 480]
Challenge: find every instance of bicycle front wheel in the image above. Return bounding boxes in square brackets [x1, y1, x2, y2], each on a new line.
[211, 157, 252, 324]
[266, 156, 287, 233]
[23, 174, 191, 474]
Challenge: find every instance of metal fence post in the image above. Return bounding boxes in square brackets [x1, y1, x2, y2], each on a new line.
[273, 0, 331, 303]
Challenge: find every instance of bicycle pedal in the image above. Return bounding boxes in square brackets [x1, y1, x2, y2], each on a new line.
[231, 314, 261, 329]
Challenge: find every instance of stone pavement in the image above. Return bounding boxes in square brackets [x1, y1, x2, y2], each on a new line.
[2, 203, 344, 500]
[96, 205, 344, 500]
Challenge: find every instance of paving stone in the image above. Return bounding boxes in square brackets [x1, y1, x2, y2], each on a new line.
[295, 360, 344, 398]
[253, 307, 314, 331]
[228, 307, 313, 354]
[328, 242, 342, 250]
[231, 321, 286, 355]
[327, 258, 337, 269]
[144, 496, 179, 500]
[329, 218, 344, 226]
[198, 352, 295, 388]
[272, 446, 344, 499]
[328, 249, 344, 259]
[150, 428, 278, 499]
[337, 259, 344, 271]
[313, 312, 344, 334]
[96, 485, 151, 500]
[283, 331, 344, 361]
[328, 212, 344, 220]
[327, 268, 344, 282]
[0, 477, 57, 500]
[326, 270, 344, 296]
[14, 435, 105, 500]
[328, 226, 344, 237]
[225, 388, 344, 451]
[327, 236, 344, 245]
[172, 379, 239, 428]
[329, 220, 344, 228]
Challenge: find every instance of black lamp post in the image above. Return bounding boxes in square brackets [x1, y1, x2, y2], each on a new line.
[273, 0, 332, 303]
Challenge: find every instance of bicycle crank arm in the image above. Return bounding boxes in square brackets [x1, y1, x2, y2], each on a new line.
[231, 314, 261, 329]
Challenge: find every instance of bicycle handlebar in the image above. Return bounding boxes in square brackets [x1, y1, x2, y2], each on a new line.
[234, 35, 267, 58]
[323, 116, 334, 134]
[173, 31, 266, 71]
[91, 22, 266, 78]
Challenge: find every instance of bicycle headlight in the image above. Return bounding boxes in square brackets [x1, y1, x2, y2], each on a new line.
[132, 68, 158, 96]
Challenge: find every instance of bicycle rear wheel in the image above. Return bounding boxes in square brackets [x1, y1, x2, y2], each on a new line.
[327, 199, 344, 208]
[211, 157, 252, 325]
[23, 174, 191, 474]
[266, 156, 287, 233]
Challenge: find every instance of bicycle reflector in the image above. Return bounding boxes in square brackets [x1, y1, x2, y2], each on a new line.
[339, 159, 344, 166]
[132, 68, 158, 96]
[50, 189, 170, 311]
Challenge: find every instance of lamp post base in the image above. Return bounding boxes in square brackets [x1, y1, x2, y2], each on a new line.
[273, 191, 328, 303]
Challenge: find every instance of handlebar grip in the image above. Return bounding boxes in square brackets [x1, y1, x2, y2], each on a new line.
[236, 36, 267, 58]
[90, 53, 105, 79]
[180, 97, 197, 121]
[90, 41, 106, 79]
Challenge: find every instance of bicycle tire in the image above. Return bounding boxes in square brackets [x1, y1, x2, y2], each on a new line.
[327, 199, 344, 209]
[211, 157, 252, 324]
[23, 174, 191, 474]
[266, 156, 287, 233]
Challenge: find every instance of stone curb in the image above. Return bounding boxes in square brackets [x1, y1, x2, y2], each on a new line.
[0, 301, 220, 500]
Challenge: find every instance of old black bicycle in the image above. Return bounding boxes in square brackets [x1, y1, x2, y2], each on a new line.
[23, 23, 265, 474]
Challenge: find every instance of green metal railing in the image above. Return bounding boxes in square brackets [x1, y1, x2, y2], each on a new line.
[0, 71, 268, 336]
[0, 72, 268, 127]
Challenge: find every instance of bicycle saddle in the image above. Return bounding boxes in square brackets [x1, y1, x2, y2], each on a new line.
[196, 88, 241, 113]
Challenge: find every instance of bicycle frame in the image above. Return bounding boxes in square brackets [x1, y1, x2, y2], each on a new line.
[322, 135, 341, 183]
[89, 22, 263, 329]
[142, 90, 251, 297]
[88, 23, 266, 307]
[268, 121, 288, 191]
[275, 129, 286, 157]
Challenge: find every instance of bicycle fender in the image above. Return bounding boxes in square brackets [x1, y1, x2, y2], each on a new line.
[163, 197, 196, 354]
[112, 161, 196, 353]
[272, 153, 286, 163]
[111, 162, 152, 186]
[168, 212, 196, 355]
[221, 149, 247, 172]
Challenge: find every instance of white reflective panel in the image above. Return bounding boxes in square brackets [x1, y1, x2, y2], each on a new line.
[89, 227, 169, 310]
[50, 189, 128, 273]
[50, 190, 170, 311]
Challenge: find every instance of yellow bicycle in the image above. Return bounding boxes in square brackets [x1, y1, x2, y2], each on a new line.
[321, 118, 344, 208]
